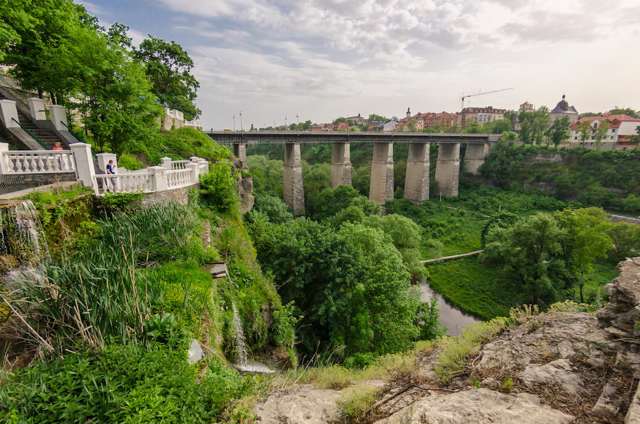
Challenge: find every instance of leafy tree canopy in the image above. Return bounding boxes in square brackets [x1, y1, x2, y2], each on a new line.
[134, 36, 201, 120]
[483, 208, 614, 305]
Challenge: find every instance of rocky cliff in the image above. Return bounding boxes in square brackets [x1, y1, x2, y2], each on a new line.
[257, 258, 640, 424]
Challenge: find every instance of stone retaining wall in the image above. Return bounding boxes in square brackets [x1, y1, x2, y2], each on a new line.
[0, 172, 77, 194]
[140, 184, 196, 207]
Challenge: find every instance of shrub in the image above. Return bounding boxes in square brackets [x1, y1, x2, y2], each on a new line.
[93, 192, 143, 216]
[117, 153, 144, 170]
[253, 193, 293, 223]
[9, 203, 206, 352]
[0, 345, 252, 424]
[434, 318, 508, 383]
[338, 385, 380, 422]
[199, 162, 239, 214]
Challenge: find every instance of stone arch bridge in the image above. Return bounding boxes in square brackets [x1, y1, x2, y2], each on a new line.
[207, 131, 499, 215]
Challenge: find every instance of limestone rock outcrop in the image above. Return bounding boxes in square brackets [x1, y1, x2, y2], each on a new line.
[255, 258, 640, 424]
[377, 388, 574, 424]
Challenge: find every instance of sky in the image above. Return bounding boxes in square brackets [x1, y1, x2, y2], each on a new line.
[81, 0, 640, 129]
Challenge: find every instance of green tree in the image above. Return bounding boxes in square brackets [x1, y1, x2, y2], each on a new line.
[362, 214, 426, 277]
[0, 0, 35, 62]
[484, 213, 565, 304]
[134, 36, 201, 120]
[250, 218, 421, 357]
[593, 121, 609, 148]
[75, 51, 162, 154]
[368, 114, 388, 122]
[519, 107, 550, 144]
[484, 209, 614, 305]
[2, 0, 101, 103]
[609, 107, 639, 118]
[554, 208, 612, 302]
[546, 116, 570, 147]
[577, 120, 591, 145]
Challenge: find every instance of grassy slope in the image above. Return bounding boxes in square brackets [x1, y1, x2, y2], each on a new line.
[390, 185, 619, 320]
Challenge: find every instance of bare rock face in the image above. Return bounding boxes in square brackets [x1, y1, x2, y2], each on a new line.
[255, 385, 342, 424]
[376, 388, 574, 424]
[255, 258, 640, 424]
[476, 312, 614, 373]
[598, 258, 640, 338]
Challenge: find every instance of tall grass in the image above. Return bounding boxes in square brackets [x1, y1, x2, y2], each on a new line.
[7, 203, 206, 355]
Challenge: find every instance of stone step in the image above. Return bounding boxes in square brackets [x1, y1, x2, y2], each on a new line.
[209, 262, 228, 279]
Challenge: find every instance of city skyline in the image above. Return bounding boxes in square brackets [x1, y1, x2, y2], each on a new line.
[82, 0, 640, 129]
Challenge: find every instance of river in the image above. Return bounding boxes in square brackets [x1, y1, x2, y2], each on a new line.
[418, 280, 480, 336]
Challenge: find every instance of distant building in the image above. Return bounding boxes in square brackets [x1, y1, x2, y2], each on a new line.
[367, 120, 385, 131]
[345, 113, 367, 126]
[550, 95, 579, 124]
[458, 106, 506, 128]
[570, 114, 640, 145]
[336, 121, 350, 131]
[519, 102, 534, 113]
[383, 119, 398, 132]
[416, 112, 459, 130]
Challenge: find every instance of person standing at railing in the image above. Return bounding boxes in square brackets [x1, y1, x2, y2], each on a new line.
[51, 142, 64, 171]
[106, 159, 119, 192]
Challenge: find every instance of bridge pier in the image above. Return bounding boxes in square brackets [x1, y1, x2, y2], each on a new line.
[369, 143, 394, 205]
[464, 143, 488, 175]
[404, 143, 430, 203]
[232, 143, 247, 168]
[331, 142, 352, 188]
[435, 143, 460, 198]
[283, 143, 305, 215]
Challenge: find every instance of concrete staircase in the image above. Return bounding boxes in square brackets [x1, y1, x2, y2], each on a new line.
[16, 109, 64, 149]
[0, 89, 70, 150]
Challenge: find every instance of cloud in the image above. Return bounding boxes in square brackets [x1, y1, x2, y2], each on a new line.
[142, 0, 640, 128]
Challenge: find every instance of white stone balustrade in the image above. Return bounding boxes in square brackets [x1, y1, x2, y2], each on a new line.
[167, 168, 194, 188]
[1, 150, 76, 174]
[95, 172, 153, 195]
[170, 159, 190, 170]
[0, 140, 207, 197]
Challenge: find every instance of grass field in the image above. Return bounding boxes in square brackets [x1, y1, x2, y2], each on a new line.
[389, 184, 620, 320]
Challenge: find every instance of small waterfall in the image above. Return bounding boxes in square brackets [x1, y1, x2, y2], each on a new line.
[232, 302, 248, 366]
[0, 200, 48, 263]
[230, 301, 275, 374]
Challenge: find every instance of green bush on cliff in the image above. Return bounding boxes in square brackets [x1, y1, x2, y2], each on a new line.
[200, 162, 239, 214]
[0, 345, 254, 424]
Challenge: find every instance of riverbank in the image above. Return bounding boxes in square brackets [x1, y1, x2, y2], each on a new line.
[389, 185, 621, 320]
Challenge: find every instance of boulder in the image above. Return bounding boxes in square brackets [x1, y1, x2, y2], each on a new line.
[375, 388, 573, 424]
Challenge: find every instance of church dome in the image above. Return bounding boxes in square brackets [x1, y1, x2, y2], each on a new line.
[551, 95, 577, 114]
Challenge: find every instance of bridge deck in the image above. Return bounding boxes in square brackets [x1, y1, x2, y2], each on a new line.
[206, 131, 499, 145]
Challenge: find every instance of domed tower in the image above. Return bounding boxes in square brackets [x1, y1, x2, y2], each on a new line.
[550, 94, 579, 124]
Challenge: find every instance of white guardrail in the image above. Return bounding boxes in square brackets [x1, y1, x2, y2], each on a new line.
[95, 172, 154, 195]
[1, 150, 76, 174]
[0, 143, 209, 197]
[94, 159, 208, 195]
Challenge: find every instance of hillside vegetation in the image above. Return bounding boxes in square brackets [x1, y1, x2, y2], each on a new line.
[481, 142, 640, 214]
[0, 159, 294, 422]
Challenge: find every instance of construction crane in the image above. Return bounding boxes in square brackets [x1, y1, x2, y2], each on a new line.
[461, 88, 514, 110]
